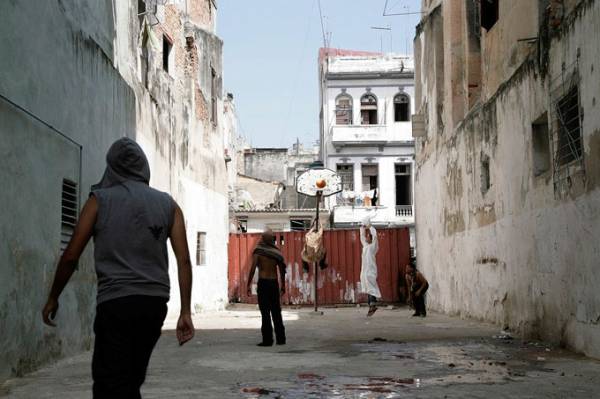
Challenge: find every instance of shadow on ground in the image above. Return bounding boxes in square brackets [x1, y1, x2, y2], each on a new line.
[2, 306, 600, 398]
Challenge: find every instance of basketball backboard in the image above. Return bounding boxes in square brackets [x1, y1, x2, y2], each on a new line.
[296, 168, 342, 197]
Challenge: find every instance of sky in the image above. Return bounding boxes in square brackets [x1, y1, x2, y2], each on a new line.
[217, 1, 422, 148]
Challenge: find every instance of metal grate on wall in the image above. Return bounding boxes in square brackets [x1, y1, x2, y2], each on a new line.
[550, 59, 585, 196]
[196, 232, 207, 266]
[61, 179, 79, 252]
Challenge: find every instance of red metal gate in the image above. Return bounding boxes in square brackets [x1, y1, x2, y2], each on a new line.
[228, 228, 410, 305]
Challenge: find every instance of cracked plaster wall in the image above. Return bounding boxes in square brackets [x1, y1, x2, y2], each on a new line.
[414, 0, 600, 358]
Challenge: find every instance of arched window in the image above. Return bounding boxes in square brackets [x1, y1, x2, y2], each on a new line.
[335, 94, 353, 125]
[360, 93, 378, 125]
[394, 93, 410, 122]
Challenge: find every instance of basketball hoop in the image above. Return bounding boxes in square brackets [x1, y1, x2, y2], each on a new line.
[296, 168, 342, 198]
[295, 163, 341, 314]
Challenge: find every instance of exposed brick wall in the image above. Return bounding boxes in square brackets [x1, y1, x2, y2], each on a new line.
[189, 0, 214, 31]
[163, 5, 185, 77]
[195, 83, 210, 125]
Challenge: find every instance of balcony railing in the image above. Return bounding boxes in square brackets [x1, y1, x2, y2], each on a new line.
[395, 205, 413, 217]
[330, 124, 413, 146]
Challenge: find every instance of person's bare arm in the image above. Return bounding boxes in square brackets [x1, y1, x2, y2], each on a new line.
[370, 226, 378, 250]
[247, 254, 258, 296]
[405, 274, 414, 304]
[359, 226, 367, 246]
[42, 196, 97, 326]
[169, 204, 194, 346]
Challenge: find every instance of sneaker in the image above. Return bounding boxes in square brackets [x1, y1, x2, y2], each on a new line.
[412, 312, 420, 317]
[257, 342, 273, 347]
[367, 306, 378, 317]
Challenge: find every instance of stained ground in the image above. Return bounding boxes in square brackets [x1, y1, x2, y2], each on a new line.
[2, 306, 600, 398]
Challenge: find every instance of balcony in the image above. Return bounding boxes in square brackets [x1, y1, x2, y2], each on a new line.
[395, 205, 413, 217]
[332, 204, 414, 227]
[330, 124, 413, 148]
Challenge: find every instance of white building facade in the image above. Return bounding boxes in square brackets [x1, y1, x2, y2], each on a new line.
[319, 49, 415, 239]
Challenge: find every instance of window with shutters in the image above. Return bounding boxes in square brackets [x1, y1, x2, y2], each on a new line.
[335, 94, 353, 125]
[361, 164, 379, 191]
[360, 93, 378, 125]
[61, 179, 78, 252]
[336, 164, 354, 191]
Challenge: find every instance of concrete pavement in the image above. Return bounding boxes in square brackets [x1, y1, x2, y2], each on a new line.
[2, 305, 600, 398]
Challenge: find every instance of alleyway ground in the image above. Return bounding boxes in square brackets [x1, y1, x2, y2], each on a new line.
[2, 306, 599, 398]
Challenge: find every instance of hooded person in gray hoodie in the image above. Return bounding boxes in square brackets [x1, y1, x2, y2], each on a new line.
[42, 137, 194, 398]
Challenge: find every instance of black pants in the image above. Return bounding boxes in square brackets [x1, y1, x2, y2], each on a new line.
[257, 279, 286, 344]
[368, 295, 378, 306]
[413, 287, 428, 316]
[92, 295, 167, 399]
[302, 253, 328, 272]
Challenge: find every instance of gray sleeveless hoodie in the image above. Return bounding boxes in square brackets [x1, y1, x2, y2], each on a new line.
[91, 138, 175, 304]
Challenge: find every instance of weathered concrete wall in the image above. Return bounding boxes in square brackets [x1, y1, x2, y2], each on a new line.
[243, 148, 317, 185]
[414, 0, 600, 358]
[235, 175, 281, 209]
[120, 2, 230, 314]
[0, 0, 232, 381]
[241, 147, 317, 210]
[0, 0, 135, 381]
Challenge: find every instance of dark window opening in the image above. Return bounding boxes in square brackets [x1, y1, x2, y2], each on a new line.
[61, 179, 78, 252]
[162, 35, 172, 73]
[395, 164, 412, 206]
[394, 93, 410, 122]
[140, 46, 149, 88]
[335, 95, 353, 125]
[481, 155, 491, 194]
[481, 0, 499, 31]
[336, 164, 354, 191]
[138, 0, 146, 25]
[532, 112, 551, 176]
[360, 94, 378, 125]
[362, 165, 378, 191]
[290, 219, 311, 231]
[196, 232, 206, 265]
[556, 85, 582, 166]
[237, 218, 248, 233]
[211, 67, 218, 125]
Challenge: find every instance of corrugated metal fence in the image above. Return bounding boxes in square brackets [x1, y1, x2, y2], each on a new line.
[228, 228, 411, 305]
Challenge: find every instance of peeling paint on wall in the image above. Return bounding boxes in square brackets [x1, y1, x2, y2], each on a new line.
[414, 0, 600, 358]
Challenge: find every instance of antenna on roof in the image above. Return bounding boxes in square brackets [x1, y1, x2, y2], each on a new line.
[382, 0, 426, 16]
[318, 0, 328, 48]
[371, 26, 392, 53]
